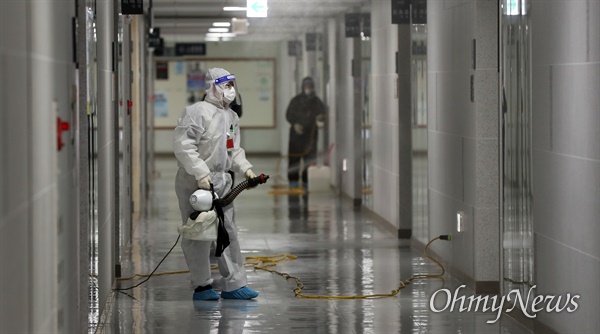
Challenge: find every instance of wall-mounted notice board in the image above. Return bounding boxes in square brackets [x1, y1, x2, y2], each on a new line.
[154, 58, 276, 129]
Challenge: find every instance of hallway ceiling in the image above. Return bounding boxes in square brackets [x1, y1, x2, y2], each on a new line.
[152, 0, 369, 42]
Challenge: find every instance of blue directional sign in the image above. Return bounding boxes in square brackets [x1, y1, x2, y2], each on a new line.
[247, 0, 267, 17]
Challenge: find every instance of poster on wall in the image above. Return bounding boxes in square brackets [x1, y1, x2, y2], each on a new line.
[187, 62, 206, 104]
[175, 61, 184, 75]
[156, 61, 169, 80]
[154, 91, 169, 117]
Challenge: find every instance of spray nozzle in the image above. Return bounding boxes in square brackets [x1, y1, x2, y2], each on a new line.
[247, 173, 270, 187]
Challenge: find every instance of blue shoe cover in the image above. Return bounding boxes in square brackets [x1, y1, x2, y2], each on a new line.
[289, 182, 299, 188]
[221, 286, 259, 300]
[193, 289, 220, 301]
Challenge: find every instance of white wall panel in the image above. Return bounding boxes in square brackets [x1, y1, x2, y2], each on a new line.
[531, 0, 600, 332]
[371, 0, 400, 226]
[0, 2, 32, 332]
[428, 0, 499, 288]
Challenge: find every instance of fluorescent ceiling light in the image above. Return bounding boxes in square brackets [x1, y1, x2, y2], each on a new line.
[206, 32, 237, 38]
[209, 28, 229, 33]
[213, 22, 231, 27]
[223, 6, 247, 11]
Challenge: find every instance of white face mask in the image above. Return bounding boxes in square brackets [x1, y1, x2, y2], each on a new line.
[303, 88, 313, 95]
[223, 87, 236, 104]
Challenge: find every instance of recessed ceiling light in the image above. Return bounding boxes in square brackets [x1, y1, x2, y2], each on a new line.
[213, 22, 231, 27]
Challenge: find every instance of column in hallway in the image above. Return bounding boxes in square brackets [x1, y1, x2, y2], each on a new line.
[397, 14, 413, 238]
[97, 0, 116, 313]
[138, 13, 148, 216]
[370, 0, 401, 232]
[427, 0, 499, 292]
[327, 18, 338, 189]
[145, 20, 155, 207]
[352, 17, 364, 206]
[472, 1, 500, 293]
[131, 16, 142, 222]
[531, 0, 600, 332]
[335, 14, 359, 200]
[278, 41, 295, 169]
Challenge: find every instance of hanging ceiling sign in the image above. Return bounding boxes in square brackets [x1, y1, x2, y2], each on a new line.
[122, 0, 143, 15]
[412, 0, 427, 24]
[391, 0, 410, 24]
[247, 0, 268, 17]
[345, 13, 361, 38]
[175, 43, 206, 56]
[362, 14, 371, 37]
[305, 33, 323, 51]
[288, 40, 301, 56]
[148, 28, 161, 48]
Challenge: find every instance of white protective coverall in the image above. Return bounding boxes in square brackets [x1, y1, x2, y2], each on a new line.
[173, 68, 252, 292]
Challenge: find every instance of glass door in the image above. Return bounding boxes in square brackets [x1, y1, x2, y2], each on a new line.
[85, 2, 100, 331]
[411, 24, 428, 244]
[500, 0, 534, 299]
[362, 38, 372, 208]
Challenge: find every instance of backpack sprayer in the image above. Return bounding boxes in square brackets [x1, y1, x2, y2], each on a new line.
[180, 173, 270, 256]
[116, 173, 270, 291]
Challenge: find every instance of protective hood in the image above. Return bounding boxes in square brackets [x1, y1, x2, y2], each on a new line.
[301, 76, 315, 95]
[204, 68, 236, 108]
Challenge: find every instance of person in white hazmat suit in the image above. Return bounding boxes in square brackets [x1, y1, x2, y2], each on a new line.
[173, 68, 259, 301]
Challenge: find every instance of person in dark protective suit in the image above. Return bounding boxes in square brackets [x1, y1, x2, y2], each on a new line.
[286, 77, 327, 188]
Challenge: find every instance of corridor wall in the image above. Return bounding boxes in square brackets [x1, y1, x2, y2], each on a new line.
[531, 1, 600, 332]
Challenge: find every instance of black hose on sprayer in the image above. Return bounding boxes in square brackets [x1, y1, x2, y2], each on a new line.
[211, 173, 270, 257]
[218, 173, 270, 207]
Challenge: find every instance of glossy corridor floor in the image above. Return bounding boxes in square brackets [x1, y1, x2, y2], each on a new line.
[97, 157, 533, 334]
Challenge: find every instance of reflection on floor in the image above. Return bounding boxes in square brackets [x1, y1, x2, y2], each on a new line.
[96, 157, 532, 334]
